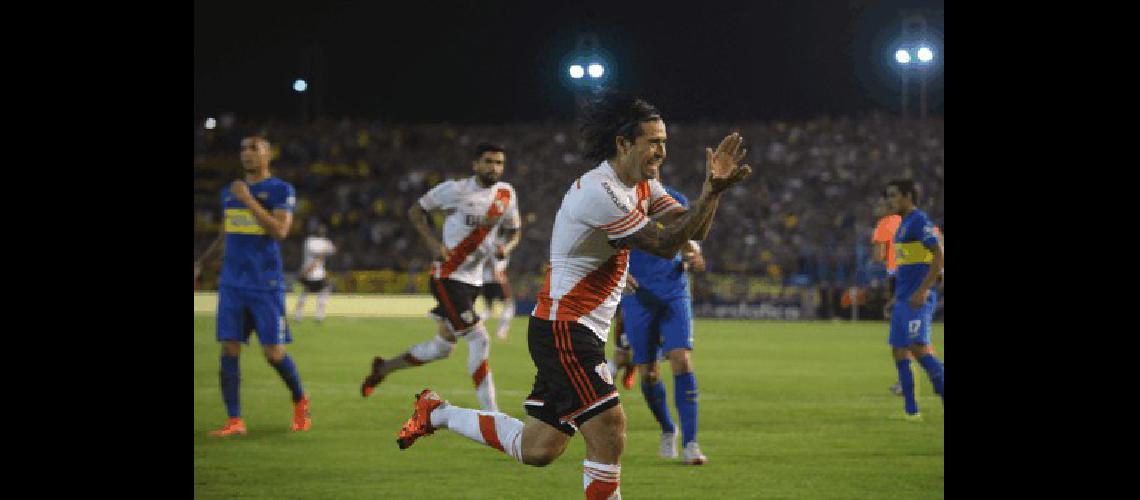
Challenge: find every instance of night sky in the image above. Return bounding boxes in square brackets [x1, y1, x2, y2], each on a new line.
[194, 0, 944, 123]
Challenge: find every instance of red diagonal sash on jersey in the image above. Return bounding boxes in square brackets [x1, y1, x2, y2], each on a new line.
[554, 249, 630, 322]
[438, 188, 512, 279]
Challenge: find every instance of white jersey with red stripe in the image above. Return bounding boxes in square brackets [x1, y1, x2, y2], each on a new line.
[419, 176, 521, 287]
[532, 160, 685, 341]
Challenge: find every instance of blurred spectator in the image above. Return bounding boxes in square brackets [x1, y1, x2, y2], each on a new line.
[194, 113, 944, 303]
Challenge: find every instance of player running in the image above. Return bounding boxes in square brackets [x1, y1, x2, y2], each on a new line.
[359, 143, 520, 412]
[387, 91, 750, 499]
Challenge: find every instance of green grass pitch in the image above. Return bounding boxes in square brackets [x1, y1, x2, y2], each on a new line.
[194, 314, 943, 499]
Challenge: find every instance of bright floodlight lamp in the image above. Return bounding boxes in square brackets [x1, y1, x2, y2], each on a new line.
[587, 63, 605, 78]
[569, 65, 585, 79]
[293, 79, 308, 92]
[916, 46, 934, 63]
[895, 49, 912, 65]
[205, 117, 217, 130]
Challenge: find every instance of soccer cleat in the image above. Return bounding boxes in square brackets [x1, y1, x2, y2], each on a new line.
[208, 417, 247, 437]
[495, 322, 510, 340]
[361, 356, 387, 397]
[396, 389, 444, 450]
[660, 429, 679, 459]
[890, 381, 903, 396]
[621, 365, 637, 390]
[904, 412, 924, 422]
[291, 395, 311, 431]
[682, 441, 707, 465]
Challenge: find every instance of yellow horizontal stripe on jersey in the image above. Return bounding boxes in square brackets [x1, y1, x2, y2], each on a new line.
[895, 241, 933, 265]
[224, 208, 266, 235]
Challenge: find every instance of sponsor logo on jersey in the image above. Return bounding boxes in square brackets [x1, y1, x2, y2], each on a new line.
[602, 182, 631, 212]
[224, 208, 267, 235]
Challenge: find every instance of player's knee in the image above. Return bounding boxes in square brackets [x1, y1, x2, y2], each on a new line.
[641, 366, 659, 384]
[263, 346, 286, 363]
[668, 350, 693, 374]
[521, 446, 562, 467]
[221, 342, 241, 357]
[435, 336, 456, 358]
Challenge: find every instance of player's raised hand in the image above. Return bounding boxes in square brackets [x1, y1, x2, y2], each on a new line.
[705, 132, 752, 194]
[230, 180, 254, 203]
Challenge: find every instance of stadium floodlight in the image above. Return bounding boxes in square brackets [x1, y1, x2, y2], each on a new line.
[895, 49, 912, 65]
[916, 46, 934, 63]
[293, 79, 308, 92]
[587, 63, 605, 78]
[204, 117, 217, 130]
[568, 64, 585, 79]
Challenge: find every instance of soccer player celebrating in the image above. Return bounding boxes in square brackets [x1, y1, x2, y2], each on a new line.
[620, 179, 709, 464]
[884, 179, 945, 420]
[194, 135, 310, 436]
[294, 224, 336, 323]
[359, 143, 520, 412]
[390, 91, 750, 499]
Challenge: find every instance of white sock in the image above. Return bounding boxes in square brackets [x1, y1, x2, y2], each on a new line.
[583, 460, 621, 499]
[430, 403, 524, 462]
[500, 301, 515, 324]
[466, 324, 498, 411]
[316, 289, 330, 320]
[294, 291, 307, 320]
[405, 334, 455, 366]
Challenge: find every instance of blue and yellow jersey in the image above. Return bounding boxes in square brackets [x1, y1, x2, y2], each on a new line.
[628, 186, 691, 303]
[219, 177, 295, 291]
[893, 208, 940, 301]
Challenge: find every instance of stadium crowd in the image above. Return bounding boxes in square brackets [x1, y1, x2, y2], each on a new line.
[194, 113, 943, 313]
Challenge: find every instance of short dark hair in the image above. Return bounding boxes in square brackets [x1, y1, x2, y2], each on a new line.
[579, 89, 662, 163]
[887, 179, 919, 203]
[474, 143, 506, 159]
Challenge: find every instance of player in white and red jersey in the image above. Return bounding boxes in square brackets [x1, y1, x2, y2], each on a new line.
[390, 91, 751, 499]
[360, 143, 520, 412]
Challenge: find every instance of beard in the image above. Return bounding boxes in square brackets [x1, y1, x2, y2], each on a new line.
[476, 172, 499, 186]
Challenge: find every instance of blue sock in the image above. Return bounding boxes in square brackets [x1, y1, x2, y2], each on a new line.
[674, 372, 699, 446]
[896, 359, 918, 415]
[641, 380, 676, 434]
[917, 354, 944, 402]
[220, 355, 241, 418]
[270, 354, 305, 403]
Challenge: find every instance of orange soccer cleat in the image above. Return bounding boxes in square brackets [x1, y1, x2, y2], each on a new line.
[361, 357, 387, 397]
[396, 389, 444, 450]
[621, 365, 637, 390]
[291, 395, 311, 431]
[208, 417, 247, 437]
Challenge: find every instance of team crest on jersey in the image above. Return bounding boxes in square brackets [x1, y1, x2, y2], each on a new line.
[596, 362, 613, 385]
[257, 191, 268, 199]
[461, 310, 476, 324]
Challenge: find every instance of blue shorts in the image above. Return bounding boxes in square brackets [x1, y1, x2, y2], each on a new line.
[621, 293, 693, 365]
[888, 295, 935, 348]
[217, 286, 292, 345]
